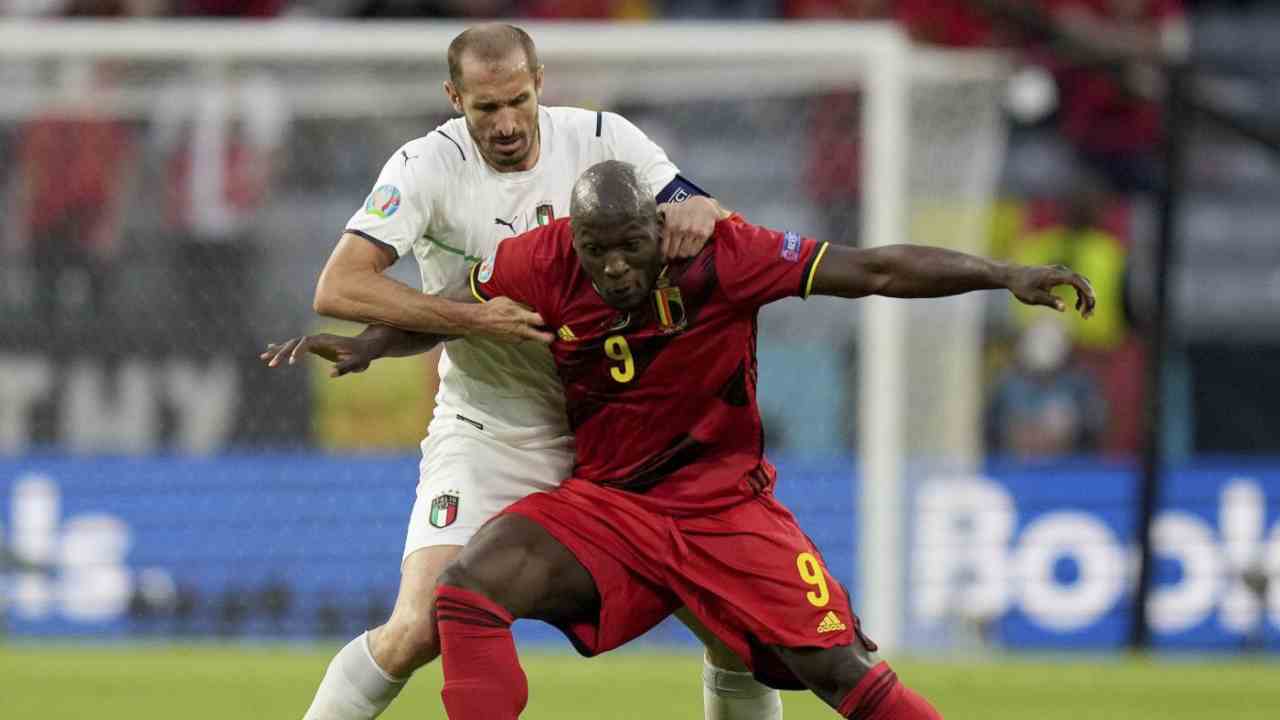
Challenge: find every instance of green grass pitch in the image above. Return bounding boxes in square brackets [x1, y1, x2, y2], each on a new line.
[4, 645, 1277, 719]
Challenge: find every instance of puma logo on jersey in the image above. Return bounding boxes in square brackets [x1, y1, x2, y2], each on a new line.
[494, 216, 519, 235]
[817, 611, 847, 634]
[400, 149, 419, 165]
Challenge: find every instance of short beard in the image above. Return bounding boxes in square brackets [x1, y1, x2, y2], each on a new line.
[487, 146, 527, 167]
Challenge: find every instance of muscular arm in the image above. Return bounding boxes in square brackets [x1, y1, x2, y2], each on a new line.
[261, 322, 452, 376]
[357, 323, 450, 358]
[314, 233, 477, 333]
[314, 233, 550, 343]
[810, 243, 1095, 315]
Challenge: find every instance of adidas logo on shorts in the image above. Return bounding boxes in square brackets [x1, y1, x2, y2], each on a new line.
[817, 611, 847, 634]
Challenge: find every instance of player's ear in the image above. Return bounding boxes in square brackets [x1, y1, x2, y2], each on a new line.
[444, 80, 464, 114]
[533, 65, 544, 96]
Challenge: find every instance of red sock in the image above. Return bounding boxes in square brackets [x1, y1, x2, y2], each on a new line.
[838, 662, 942, 720]
[435, 584, 528, 720]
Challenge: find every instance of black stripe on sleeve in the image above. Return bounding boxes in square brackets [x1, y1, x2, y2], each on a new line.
[434, 130, 466, 161]
[345, 228, 400, 260]
[799, 241, 830, 299]
[595, 110, 603, 137]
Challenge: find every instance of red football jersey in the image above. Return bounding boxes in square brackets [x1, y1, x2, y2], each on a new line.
[471, 215, 828, 515]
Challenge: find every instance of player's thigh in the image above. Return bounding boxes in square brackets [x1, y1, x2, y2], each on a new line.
[767, 642, 880, 709]
[442, 512, 599, 622]
[405, 420, 571, 559]
[674, 608, 750, 672]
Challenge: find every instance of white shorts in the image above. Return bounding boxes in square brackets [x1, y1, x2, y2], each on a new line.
[403, 416, 574, 558]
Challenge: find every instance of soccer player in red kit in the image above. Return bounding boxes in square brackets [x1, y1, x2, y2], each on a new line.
[420, 160, 1095, 719]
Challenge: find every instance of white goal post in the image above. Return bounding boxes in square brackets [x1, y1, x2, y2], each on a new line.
[0, 20, 1008, 651]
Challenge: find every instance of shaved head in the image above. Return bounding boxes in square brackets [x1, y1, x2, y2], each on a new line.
[570, 161, 663, 310]
[447, 24, 540, 90]
[570, 160, 659, 233]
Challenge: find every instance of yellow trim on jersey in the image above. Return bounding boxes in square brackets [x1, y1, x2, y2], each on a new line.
[802, 241, 831, 299]
[468, 263, 487, 303]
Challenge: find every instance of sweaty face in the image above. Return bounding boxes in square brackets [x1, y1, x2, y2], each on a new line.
[450, 49, 542, 171]
[574, 218, 663, 310]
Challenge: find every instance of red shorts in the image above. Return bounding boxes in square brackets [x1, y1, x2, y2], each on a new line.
[504, 479, 874, 689]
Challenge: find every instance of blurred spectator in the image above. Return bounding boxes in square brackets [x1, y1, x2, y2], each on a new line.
[519, 0, 653, 19]
[785, 0, 887, 244]
[896, 0, 1002, 47]
[1041, 0, 1190, 192]
[2, 0, 164, 14]
[5, 60, 137, 326]
[172, 0, 284, 15]
[802, 91, 863, 244]
[1008, 179, 1145, 455]
[1011, 178, 1128, 351]
[987, 319, 1107, 458]
[291, 0, 511, 17]
[661, 0, 774, 18]
[3, 0, 70, 14]
[784, 1, 887, 23]
[149, 68, 288, 346]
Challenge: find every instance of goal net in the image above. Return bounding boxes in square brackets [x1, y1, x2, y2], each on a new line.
[0, 20, 1007, 649]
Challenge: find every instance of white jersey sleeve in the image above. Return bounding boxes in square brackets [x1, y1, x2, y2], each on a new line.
[599, 111, 681, 198]
[344, 143, 431, 259]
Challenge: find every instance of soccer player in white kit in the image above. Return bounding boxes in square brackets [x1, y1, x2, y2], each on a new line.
[275, 24, 784, 720]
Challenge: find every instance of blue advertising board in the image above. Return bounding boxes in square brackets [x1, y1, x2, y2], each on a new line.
[908, 459, 1280, 651]
[0, 455, 1276, 651]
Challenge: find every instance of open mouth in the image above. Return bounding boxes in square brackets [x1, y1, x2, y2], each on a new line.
[602, 284, 642, 307]
[492, 136, 524, 154]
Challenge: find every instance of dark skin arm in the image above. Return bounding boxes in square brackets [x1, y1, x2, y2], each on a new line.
[810, 243, 1096, 316]
[261, 324, 449, 378]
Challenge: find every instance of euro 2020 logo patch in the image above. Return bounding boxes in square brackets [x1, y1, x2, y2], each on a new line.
[477, 255, 495, 283]
[780, 231, 802, 263]
[429, 491, 460, 528]
[365, 184, 402, 219]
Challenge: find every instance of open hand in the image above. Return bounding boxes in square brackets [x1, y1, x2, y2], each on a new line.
[1008, 264, 1096, 318]
[259, 334, 379, 377]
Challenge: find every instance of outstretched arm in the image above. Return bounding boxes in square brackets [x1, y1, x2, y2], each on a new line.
[261, 324, 450, 377]
[809, 243, 1096, 316]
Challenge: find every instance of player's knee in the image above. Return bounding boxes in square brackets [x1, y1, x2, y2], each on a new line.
[772, 643, 878, 706]
[389, 602, 440, 661]
[702, 636, 750, 673]
[380, 608, 441, 669]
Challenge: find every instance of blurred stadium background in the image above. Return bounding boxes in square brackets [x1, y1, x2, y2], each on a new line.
[2, 1, 1279, 718]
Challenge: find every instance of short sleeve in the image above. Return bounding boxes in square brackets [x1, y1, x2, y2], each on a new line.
[714, 217, 829, 307]
[344, 144, 430, 259]
[469, 223, 557, 312]
[600, 111, 680, 198]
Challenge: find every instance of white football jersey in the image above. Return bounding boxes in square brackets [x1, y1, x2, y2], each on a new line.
[344, 106, 680, 445]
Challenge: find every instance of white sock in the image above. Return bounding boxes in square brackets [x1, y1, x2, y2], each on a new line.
[301, 632, 407, 720]
[702, 657, 784, 720]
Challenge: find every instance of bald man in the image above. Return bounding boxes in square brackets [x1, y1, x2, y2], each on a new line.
[423, 159, 1093, 718]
